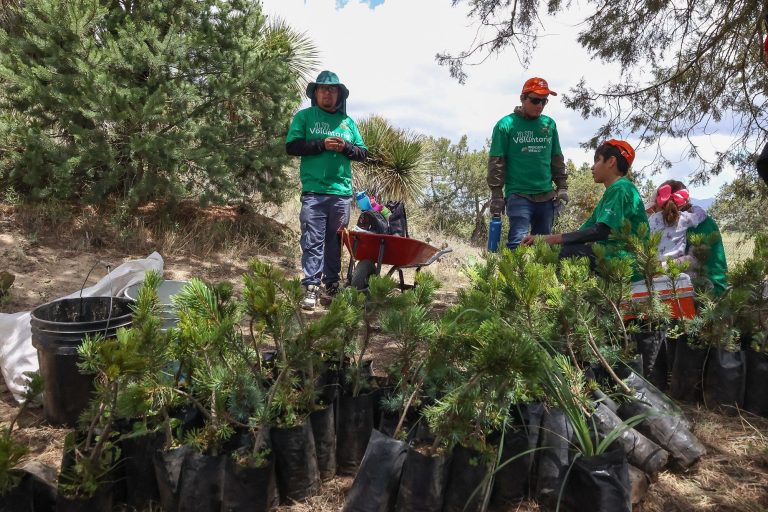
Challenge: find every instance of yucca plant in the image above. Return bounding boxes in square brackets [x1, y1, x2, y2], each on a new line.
[261, 18, 319, 94]
[354, 115, 429, 203]
[540, 354, 651, 512]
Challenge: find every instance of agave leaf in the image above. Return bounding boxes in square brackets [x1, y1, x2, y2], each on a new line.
[261, 18, 319, 93]
[354, 115, 429, 203]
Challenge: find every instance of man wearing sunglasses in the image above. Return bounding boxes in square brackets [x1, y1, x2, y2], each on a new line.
[487, 77, 567, 249]
[286, 70, 368, 310]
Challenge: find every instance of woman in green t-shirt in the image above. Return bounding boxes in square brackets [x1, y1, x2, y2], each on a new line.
[522, 139, 649, 270]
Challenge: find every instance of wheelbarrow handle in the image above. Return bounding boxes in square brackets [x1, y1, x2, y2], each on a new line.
[424, 248, 453, 266]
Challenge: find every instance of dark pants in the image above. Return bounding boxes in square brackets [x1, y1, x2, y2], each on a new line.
[299, 193, 351, 287]
[559, 243, 596, 270]
[506, 195, 555, 249]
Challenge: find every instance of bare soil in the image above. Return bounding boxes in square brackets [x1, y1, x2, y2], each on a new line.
[1, 203, 767, 511]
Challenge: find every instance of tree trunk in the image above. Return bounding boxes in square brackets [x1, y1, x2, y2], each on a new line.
[469, 198, 490, 245]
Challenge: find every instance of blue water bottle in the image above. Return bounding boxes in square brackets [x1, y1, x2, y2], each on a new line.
[488, 215, 502, 252]
[355, 191, 372, 211]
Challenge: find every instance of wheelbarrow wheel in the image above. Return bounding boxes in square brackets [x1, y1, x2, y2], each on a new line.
[351, 260, 376, 291]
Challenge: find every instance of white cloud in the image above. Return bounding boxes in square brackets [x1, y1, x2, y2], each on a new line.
[263, 0, 736, 198]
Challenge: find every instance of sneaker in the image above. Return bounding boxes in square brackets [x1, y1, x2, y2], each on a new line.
[302, 285, 319, 310]
[325, 281, 342, 297]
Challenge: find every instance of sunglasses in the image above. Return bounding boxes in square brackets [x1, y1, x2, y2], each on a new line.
[527, 97, 548, 106]
[316, 85, 339, 94]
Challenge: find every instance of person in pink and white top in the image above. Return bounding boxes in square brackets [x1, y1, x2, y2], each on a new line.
[648, 180, 707, 264]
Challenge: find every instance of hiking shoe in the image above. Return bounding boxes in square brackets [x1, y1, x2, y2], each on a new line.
[302, 285, 319, 310]
[325, 281, 342, 297]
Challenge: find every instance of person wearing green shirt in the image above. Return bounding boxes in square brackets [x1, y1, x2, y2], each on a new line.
[487, 77, 568, 249]
[685, 216, 727, 295]
[646, 179, 728, 295]
[286, 70, 368, 310]
[522, 140, 649, 273]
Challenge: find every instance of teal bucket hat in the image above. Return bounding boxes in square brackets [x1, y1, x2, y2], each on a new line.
[306, 70, 349, 113]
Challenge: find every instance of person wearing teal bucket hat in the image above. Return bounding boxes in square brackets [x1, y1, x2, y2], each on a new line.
[306, 70, 350, 114]
[286, 70, 368, 310]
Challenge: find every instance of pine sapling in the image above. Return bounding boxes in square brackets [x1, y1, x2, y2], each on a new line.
[0, 372, 43, 497]
[380, 272, 439, 437]
[61, 272, 168, 498]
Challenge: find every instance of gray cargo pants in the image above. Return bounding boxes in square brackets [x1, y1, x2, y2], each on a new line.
[300, 193, 351, 287]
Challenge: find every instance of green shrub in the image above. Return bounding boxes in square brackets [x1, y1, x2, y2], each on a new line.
[0, 0, 316, 206]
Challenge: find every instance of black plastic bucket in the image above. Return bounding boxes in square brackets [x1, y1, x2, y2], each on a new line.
[30, 297, 133, 426]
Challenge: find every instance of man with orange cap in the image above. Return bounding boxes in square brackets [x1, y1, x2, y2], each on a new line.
[522, 140, 649, 276]
[487, 77, 568, 249]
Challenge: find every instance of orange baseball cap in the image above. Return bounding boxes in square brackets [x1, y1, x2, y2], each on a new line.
[603, 139, 635, 167]
[522, 77, 557, 96]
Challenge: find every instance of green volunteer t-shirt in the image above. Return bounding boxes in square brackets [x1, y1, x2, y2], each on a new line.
[286, 106, 366, 196]
[686, 216, 728, 296]
[581, 177, 650, 268]
[488, 113, 563, 196]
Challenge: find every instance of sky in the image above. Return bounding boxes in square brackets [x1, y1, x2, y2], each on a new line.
[260, 0, 738, 199]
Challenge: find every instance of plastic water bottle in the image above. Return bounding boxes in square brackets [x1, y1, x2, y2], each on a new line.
[370, 197, 391, 218]
[355, 191, 372, 211]
[488, 215, 502, 252]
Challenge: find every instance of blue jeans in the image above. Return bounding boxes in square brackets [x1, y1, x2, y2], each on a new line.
[506, 195, 555, 249]
[300, 193, 351, 287]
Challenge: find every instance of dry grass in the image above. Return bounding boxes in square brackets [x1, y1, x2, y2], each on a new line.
[8, 199, 296, 260]
[638, 404, 768, 512]
[276, 477, 350, 512]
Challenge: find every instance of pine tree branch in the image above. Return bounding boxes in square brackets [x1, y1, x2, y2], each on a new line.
[580, 314, 631, 395]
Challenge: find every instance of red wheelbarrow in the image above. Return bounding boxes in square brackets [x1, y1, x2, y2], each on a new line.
[340, 228, 452, 290]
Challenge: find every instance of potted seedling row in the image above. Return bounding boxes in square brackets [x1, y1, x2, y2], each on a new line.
[38, 243, 730, 512]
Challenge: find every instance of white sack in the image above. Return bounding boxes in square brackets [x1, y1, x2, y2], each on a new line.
[0, 252, 164, 402]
